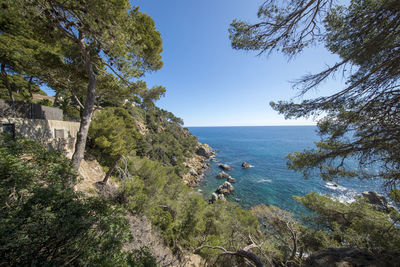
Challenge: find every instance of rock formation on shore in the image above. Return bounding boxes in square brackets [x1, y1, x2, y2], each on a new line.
[183, 143, 215, 187]
[227, 177, 236, 183]
[218, 163, 232, 171]
[211, 192, 226, 202]
[216, 171, 230, 179]
[216, 181, 234, 195]
[196, 143, 214, 158]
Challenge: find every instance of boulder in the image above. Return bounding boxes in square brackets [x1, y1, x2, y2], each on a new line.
[362, 191, 389, 211]
[241, 162, 252, 168]
[216, 181, 234, 195]
[211, 193, 218, 202]
[227, 177, 236, 183]
[196, 144, 213, 158]
[218, 163, 232, 171]
[210, 156, 218, 162]
[216, 171, 230, 179]
[210, 192, 226, 203]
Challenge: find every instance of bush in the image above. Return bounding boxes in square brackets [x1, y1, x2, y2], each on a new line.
[0, 136, 141, 266]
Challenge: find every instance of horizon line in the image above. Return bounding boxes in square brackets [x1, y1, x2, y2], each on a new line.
[184, 124, 317, 127]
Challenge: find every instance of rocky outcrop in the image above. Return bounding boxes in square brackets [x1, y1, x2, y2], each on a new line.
[216, 181, 234, 195]
[211, 192, 226, 203]
[362, 191, 393, 212]
[183, 143, 216, 187]
[218, 163, 232, 171]
[183, 154, 209, 187]
[217, 171, 230, 179]
[211, 193, 219, 202]
[76, 155, 120, 196]
[227, 177, 236, 183]
[196, 143, 214, 158]
[305, 248, 385, 267]
[241, 162, 252, 168]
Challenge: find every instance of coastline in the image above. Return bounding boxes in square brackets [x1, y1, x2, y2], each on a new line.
[182, 143, 214, 187]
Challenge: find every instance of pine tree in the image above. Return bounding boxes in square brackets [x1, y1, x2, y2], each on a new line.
[230, 0, 400, 192]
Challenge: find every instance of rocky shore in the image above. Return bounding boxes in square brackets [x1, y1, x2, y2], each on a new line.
[182, 143, 215, 187]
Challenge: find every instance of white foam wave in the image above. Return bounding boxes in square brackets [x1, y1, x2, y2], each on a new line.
[325, 182, 347, 191]
[257, 179, 272, 183]
[324, 182, 357, 203]
[334, 194, 356, 204]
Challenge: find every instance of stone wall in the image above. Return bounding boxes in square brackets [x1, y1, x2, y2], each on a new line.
[0, 117, 80, 159]
[0, 99, 63, 120]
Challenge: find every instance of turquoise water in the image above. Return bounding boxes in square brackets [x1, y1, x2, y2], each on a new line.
[188, 126, 384, 215]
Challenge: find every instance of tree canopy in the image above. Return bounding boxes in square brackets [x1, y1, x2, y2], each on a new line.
[0, 135, 158, 266]
[1, 0, 164, 169]
[230, 0, 400, 192]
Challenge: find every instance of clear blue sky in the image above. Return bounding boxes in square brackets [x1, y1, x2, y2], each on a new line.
[43, 1, 345, 126]
[133, 0, 345, 127]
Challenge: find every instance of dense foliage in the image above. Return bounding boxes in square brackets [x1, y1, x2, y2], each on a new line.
[117, 156, 268, 265]
[3, 0, 400, 265]
[0, 74, 44, 101]
[0, 0, 164, 169]
[296, 193, 400, 260]
[0, 136, 158, 266]
[88, 104, 198, 179]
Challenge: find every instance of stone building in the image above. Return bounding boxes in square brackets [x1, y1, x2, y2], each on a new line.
[0, 99, 80, 158]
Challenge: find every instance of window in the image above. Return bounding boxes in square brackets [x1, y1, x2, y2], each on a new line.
[54, 129, 65, 139]
[2, 123, 15, 137]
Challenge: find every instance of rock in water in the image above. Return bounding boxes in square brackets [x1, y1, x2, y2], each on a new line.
[218, 163, 232, 171]
[216, 181, 234, 195]
[241, 162, 251, 168]
[216, 171, 230, 179]
[227, 177, 236, 183]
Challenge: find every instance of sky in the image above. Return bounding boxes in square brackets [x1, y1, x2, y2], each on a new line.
[40, 1, 346, 126]
[132, 0, 346, 127]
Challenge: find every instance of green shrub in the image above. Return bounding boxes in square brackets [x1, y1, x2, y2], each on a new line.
[0, 136, 142, 266]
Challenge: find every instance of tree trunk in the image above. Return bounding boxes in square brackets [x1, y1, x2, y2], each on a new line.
[53, 91, 60, 106]
[1, 63, 14, 102]
[103, 155, 122, 184]
[71, 39, 97, 170]
[290, 235, 297, 260]
[27, 76, 33, 97]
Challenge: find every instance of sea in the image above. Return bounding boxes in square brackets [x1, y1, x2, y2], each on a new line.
[188, 126, 386, 216]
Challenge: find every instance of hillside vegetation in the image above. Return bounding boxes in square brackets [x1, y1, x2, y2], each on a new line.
[2, 0, 400, 266]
